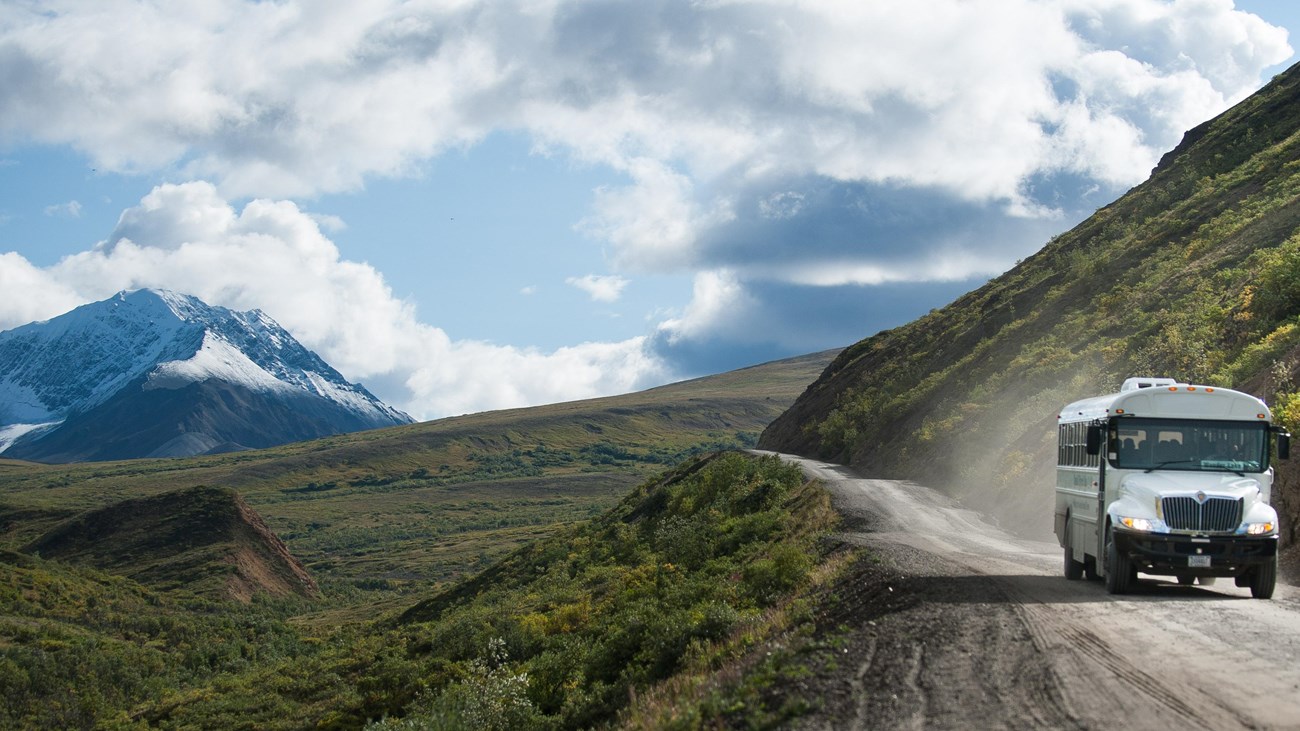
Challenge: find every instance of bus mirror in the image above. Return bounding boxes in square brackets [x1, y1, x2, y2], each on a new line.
[1086, 425, 1103, 456]
[1279, 432, 1291, 461]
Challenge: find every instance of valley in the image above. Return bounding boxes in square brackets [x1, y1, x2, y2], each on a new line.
[0, 349, 836, 606]
[0, 350, 849, 728]
[0, 451, 842, 729]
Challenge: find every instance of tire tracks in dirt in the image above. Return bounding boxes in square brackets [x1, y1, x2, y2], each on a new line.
[765, 452, 1300, 731]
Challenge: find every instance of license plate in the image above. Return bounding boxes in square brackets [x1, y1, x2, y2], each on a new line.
[1188, 555, 1211, 568]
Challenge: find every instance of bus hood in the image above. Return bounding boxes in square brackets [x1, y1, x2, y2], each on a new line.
[1116, 471, 1278, 534]
[1120, 471, 1263, 503]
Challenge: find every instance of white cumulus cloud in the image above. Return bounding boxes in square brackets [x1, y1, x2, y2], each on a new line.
[0, 0, 1292, 392]
[0, 183, 668, 419]
[0, 0, 1287, 280]
[566, 273, 630, 303]
[655, 270, 754, 345]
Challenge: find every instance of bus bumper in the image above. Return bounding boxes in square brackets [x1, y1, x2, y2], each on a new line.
[1114, 530, 1277, 577]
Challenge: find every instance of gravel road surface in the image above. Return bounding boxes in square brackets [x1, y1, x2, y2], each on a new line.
[766, 453, 1300, 731]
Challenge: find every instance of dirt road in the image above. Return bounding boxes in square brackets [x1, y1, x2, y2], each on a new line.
[768, 453, 1300, 731]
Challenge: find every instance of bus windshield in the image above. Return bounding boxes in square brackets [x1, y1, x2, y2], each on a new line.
[1110, 417, 1269, 473]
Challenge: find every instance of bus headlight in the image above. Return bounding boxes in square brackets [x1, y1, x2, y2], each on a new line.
[1119, 516, 1165, 532]
[1242, 522, 1276, 536]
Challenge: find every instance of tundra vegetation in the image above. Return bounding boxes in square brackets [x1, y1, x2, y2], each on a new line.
[1, 453, 838, 729]
[0, 352, 845, 728]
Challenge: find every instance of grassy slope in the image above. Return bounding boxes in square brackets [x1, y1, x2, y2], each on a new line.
[0, 549, 315, 729]
[1, 452, 841, 730]
[0, 351, 842, 727]
[1, 349, 835, 608]
[24, 485, 318, 602]
[162, 452, 837, 730]
[761, 62, 1300, 543]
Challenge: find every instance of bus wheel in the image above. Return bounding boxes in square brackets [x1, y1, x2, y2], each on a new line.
[1105, 529, 1132, 595]
[1064, 521, 1084, 580]
[1250, 557, 1277, 599]
[1176, 575, 1194, 585]
[1197, 576, 1216, 587]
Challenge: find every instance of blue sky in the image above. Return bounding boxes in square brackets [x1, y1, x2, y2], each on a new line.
[0, 1, 1295, 419]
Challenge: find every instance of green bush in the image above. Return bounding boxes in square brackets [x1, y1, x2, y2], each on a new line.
[742, 543, 814, 606]
[654, 515, 713, 569]
[1250, 235, 1300, 327]
[384, 452, 826, 729]
[367, 639, 542, 731]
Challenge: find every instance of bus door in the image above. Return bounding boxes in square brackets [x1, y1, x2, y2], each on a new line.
[1088, 421, 1108, 565]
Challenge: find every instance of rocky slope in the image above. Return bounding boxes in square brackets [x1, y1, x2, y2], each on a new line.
[0, 289, 410, 461]
[24, 484, 318, 601]
[760, 61, 1300, 546]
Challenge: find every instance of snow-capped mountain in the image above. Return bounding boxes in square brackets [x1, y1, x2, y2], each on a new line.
[0, 289, 412, 462]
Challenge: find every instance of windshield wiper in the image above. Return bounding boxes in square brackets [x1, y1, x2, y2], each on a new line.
[1144, 459, 1197, 473]
[1142, 458, 1250, 477]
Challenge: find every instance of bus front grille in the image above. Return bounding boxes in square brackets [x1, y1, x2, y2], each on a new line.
[1162, 496, 1242, 533]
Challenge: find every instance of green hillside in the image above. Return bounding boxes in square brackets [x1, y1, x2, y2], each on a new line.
[0, 351, 845, 727]
[1, 349, 835, 609]
[0, 550, 316, 729]
[1, 452, 839, 729]
[24, 485, 317, 602]
[760, 63, 1300, 545]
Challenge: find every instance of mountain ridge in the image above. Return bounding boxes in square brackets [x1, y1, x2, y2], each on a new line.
[0, 289, 411, 461]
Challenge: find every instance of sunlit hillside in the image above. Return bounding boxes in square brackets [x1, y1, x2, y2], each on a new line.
[761, 62, 1300, 548]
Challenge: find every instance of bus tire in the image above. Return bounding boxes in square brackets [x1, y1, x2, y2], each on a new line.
[1176, 575, 1194, 585]
[1105, 528, 1132, 595]
[1250, 557, 1277, 599]
[1064, 520, 1084, 580]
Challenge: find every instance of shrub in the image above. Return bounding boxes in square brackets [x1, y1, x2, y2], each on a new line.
[742, 543, 813, 606]
[1250, 235, 1300, 328]
[368, 638, 541, 731]
[1271, 391, 1300, 434]
[654, 515, 713, 569]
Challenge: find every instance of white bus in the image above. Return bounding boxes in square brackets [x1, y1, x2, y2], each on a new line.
[1054, 377, 1289, 598]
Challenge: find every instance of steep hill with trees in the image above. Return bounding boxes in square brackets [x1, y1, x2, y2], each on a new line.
[761, 62, 1300, 549]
